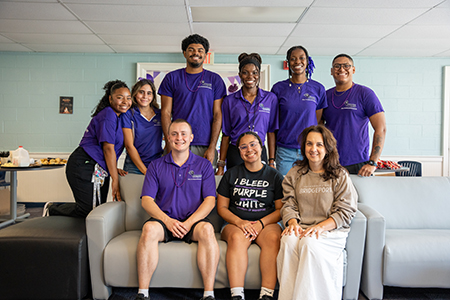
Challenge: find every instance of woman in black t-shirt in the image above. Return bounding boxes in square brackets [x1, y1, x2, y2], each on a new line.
[217, 131, 284, 300]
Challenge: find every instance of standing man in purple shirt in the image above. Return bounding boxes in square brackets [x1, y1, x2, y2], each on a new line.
[134, 119, 219, 300]
[159, 34, 226, 169]
[322, 54, 386, 177]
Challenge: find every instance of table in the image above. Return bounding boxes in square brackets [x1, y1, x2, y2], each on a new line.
[0, 165, 64, 228]
[375, 166, 410, 173]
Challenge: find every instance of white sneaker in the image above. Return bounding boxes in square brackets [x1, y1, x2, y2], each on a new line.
[42, 202, 53, 217]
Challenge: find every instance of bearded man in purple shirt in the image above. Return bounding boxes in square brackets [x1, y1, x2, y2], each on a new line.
[322, 54, 386, 177]
[159, 34, 226, 169]
[134, 119, 219, 300]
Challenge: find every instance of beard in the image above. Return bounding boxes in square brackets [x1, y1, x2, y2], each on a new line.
[188, 61, 202, 68]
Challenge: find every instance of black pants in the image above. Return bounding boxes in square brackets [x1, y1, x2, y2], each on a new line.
[49, 147, 110, 218]
[344, 161, 367, 174]
[226, 144, 268, 170]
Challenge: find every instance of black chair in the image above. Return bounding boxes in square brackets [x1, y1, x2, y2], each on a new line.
[395, 160, 422, 177]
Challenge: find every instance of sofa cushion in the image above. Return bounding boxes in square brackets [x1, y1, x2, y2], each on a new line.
[352, 176, 450, 229]
[383, 229, 450, 287]
[103, 231, 266, 289]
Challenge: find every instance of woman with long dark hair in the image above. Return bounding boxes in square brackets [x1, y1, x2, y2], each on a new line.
[121, 79, 163, 175]
[45, 80, 131, 218]
[277, 125, 357, 300]
[217, 131, 284, 300]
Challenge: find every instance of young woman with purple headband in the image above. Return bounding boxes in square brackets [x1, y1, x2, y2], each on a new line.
[216, 53, 278, 175]
[271, 46, 328, 175]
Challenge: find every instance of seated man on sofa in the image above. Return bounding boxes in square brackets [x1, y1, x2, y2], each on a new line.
[135, 119, 219, 300]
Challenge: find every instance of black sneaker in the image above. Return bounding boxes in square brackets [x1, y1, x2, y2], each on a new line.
[200, 296, 215, 300]
[258, 295, 273, 300]
[231, 296, 243, 300]
[135, 293, 149, 300]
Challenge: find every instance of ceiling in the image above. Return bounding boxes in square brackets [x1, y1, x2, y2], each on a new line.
[1, 0, 450, 57]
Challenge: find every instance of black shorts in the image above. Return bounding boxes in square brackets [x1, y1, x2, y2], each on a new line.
[145, 217, 212, 244]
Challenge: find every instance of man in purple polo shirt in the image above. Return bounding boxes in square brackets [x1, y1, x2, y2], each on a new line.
[159, 34, 226, 169]
[134, 119, 219, 300]
[322, 54, 386, 177]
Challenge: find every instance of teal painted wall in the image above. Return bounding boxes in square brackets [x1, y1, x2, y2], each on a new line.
[1, 51, 449, 155]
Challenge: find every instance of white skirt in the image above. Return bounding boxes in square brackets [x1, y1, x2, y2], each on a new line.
[277, 230, 348, 300]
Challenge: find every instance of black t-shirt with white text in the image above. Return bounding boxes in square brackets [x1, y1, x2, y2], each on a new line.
[217, 164, 284, 221]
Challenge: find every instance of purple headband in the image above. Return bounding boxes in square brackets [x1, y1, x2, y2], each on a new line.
[307, 56, 315, 79]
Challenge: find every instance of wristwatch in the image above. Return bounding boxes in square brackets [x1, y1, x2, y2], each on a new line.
[367, 160, 377, 167]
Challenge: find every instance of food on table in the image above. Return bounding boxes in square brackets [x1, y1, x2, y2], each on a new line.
[40, 158, 67, 165]
[376, 160, 401, 170]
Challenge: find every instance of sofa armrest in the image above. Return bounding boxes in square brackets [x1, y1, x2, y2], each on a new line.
[358, 203, 386, 300]
[86, 201, 126, 300]
[343, 210, 366, 300]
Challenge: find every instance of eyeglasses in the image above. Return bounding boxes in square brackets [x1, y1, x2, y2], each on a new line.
[333, 63, 352, 70]
[238, 141, 259, 151]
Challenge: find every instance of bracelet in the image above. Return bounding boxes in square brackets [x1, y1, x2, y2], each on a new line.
[268, 162, 275, 166]
[258, 219, 265, 229]
[217, 160, 226, 167]
[268, 158, 275, 162]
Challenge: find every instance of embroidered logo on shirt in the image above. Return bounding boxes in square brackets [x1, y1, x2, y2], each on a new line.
[188, 170, 202, 180]
[299, 185, 332, 194]
[153, 119, 162, 126]
[198, 80, 212, 90]
[301, 93, 317, 103]
[341, 102, 357, 110]
[258, 103, 271, 114]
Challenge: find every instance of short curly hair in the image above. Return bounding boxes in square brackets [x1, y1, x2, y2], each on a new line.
[181, 34, 210, 53]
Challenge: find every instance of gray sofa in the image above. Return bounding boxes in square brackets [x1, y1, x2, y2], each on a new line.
[86, 173, 367, 300]
[352, 176, 450, 300]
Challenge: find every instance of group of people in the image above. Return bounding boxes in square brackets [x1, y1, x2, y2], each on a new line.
[44, 33, 386, 300]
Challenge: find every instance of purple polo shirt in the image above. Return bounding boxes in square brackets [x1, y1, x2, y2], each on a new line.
[271, 79, 328, 149]
[141, 151, 216, 220]
[121, 107, 163, 167]
[79, 106, 124, 172]
[158, 68, 226, 146]
[222, 88, 278, 145]
[323, 84, 384, 166]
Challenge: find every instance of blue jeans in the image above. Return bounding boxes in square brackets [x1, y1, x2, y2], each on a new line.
[123, 155, 144, 175]
[276, 146, 303, 176]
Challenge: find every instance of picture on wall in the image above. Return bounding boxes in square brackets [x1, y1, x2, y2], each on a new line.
[59, 96, 73, 114]
[136, 63, 270, 106]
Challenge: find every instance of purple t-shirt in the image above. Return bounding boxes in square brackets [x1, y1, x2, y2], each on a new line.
[141, 151, 216, 220]
[271, 79, 328, 149]
[158, 68, 226, 146]
[323, 84, 384, 166]
[222, 88, 279, 145]
[121, 107, 163, 167]
[79, 106, 124, 172]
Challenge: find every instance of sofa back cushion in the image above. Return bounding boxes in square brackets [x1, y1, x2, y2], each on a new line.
[351, 176, 450, 229]
[119, 173, 224, 232]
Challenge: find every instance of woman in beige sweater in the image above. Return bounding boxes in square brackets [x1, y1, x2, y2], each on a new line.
[277, 125, 357, 300]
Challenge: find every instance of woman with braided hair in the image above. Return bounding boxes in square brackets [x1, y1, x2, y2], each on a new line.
[45, 80, 132, 218]
[271, 46, 328, 175]
[216, 53, 278, 175]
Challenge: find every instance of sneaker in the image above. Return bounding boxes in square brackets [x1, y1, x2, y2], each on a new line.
[135, 293, 149, 300]
[42, 202, 53, 217]
[231, 296, 243, 300]
[258, 295, 273, 300]
[200, 296, 215, 300]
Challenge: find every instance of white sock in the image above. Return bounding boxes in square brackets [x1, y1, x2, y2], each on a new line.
[259, 287, 274, 298]
[203, 290, 214, 298]
[231, 287, 245, 299]
[138, 289, 149, 298]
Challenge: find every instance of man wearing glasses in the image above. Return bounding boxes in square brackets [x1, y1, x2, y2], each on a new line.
[322, 54, 386, 177]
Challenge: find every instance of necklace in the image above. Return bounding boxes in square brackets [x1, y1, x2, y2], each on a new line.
[184, 69, 205, 93]
[289, 78, 307, 94]
[239, 90, 260, 132]
[331, 83, 354, 109]
[170, 165, 189, 188]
